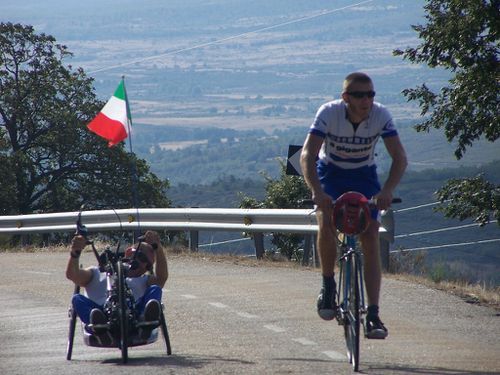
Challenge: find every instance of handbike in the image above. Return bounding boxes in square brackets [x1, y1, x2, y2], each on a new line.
[66, 209, 172, 363]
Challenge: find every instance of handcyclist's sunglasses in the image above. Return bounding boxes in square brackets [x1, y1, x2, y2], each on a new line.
[347, 90, 376, 99]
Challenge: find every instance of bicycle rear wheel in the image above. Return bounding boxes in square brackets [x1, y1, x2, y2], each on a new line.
[343, 256, 360, 371]
[117, 261, 129, 363]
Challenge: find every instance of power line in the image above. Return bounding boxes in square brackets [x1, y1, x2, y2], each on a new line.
[88, 0, 374, 74]
[395, 220, 496, 239]
[393, 200, 448, 213]
[390, 238, 500, 253]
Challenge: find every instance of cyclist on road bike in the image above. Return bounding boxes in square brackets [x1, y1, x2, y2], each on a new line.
[300, 72, 407, 338]
[66, 230, 168, 344]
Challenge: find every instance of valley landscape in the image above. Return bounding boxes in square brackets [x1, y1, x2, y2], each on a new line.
[3, 0, 499, 285]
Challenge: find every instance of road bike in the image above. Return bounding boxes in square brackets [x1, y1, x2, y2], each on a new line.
[66, 209, 172, 363]
[305, 193, 400, 372]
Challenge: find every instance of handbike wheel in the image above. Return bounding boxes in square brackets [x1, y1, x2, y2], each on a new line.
[159, 306, 172, 355]
[117, 261, 129, 363]
[66, 285, 80, 360]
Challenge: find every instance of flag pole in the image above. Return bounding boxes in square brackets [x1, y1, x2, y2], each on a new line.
[121, 76, 142, 237]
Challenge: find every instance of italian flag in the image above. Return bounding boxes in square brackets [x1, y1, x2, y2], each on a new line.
[87, 79, 131, 147]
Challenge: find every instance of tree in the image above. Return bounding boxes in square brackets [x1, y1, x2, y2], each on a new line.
[240, 161, 310, 260]
[393, 0, 499, 225]
[0, 23, 171, 215]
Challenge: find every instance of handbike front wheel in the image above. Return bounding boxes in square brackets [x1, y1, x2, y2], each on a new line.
[117, 261, 129, 363]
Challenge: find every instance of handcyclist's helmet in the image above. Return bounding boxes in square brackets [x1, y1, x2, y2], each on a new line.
[333, 191, 370, 235]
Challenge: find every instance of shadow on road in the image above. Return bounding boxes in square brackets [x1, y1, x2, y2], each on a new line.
[98, 354, 255, 369]
[366, 364, 499, 375]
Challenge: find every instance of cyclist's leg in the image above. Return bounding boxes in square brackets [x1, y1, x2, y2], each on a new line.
[316, 160, 341, 278]
[360, 218, 389, 338]
[135, 285, 162, 316]
[72, 294, 103, 324]
[359, 218, 382, 307]
[316, 209, 337, 277]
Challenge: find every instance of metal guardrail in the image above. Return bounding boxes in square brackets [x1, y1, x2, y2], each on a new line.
[0, 207, 395, 267]
[0, 208, 319, 235]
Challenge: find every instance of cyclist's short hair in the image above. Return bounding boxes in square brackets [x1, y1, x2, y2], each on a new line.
[342, 72, 373, 93]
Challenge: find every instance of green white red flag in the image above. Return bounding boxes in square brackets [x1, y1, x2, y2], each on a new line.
[87, 79, 131, 147]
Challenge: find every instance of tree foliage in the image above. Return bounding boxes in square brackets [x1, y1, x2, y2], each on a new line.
[240, 161, 310, 260]
[393, 0, 499, 225]
[0, 23, 171, 214]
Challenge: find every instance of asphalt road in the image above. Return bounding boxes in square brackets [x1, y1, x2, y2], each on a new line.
[1, 252, 499, 375]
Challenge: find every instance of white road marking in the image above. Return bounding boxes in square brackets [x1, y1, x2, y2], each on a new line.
[209, 302, 228, 309]
[264, 324, 286, 333]
[322, 350, 346, 361]
[292, 337, 317, 346]
[26, 271, 52, 275]
[236, 311, 259, 319]
[180, 294, 197, 299]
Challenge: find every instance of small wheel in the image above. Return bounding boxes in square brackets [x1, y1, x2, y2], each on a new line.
[159, 306, 172, 355]
[66, 285, 80, 360]
[117, 261, 129, 363]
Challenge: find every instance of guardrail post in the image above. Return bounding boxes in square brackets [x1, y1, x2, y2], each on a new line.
[189, 230, 199, 252]
[313, 235, 319, 267]
[302, 234, 312, 266]
[253, 232, 264, 259]
[379, 209, 395, 271]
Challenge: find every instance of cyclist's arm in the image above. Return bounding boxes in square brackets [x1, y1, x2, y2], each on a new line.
[65, 235, 93, 287]
[376, 135, 407, 209]
[150, 243, 168, 288]
[300, 133, 332, 210]
[143, 230, 168, 288]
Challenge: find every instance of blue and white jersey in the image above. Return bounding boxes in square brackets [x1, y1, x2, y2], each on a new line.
[309, 99, 398, 169]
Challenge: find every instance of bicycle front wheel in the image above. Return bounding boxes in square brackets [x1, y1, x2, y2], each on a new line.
[117, 261, 129, 363]
[343, 256, 360, 371]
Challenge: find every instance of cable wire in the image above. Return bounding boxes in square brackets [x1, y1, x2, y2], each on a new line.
[390, 238, 500, 253]
[88, 0, 374, 74]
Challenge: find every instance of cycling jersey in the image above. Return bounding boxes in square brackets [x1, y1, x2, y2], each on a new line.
[309, 99, 398, 169]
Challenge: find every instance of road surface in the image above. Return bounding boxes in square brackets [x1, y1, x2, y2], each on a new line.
[0, 252, 498, 374]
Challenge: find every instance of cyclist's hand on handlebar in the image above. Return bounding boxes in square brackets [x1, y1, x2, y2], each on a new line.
[312, 191, 334, 213]
[374, 189, 393, 210]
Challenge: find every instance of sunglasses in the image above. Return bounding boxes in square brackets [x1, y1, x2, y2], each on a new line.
[347, 91, 376, 99]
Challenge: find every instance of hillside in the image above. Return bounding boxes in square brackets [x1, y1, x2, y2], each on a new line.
[4, 1, 498, 285]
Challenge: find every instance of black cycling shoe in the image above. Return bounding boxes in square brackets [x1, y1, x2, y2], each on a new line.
[317, 285, 337, 321]
[89, 308, 108, 334]
[138, 299, 161, 340]
[365, 315, 388, 339]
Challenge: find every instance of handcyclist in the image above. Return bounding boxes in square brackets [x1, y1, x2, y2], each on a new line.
[300, 72, 407, 338]
[66, 230, 168, 343]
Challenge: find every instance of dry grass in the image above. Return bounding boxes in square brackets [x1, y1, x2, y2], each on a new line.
[386, 272, 500, 311]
